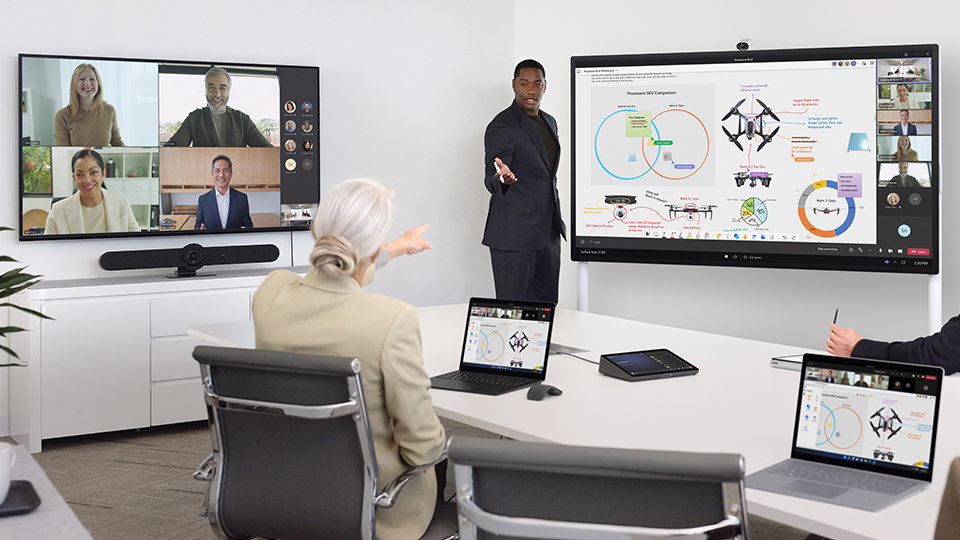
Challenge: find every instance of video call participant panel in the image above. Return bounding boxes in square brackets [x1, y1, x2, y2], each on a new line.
[158, 63, 279, 148]
[277, 66, 320, 207]
[876, 135, 932, 162]
[36, 146, 159, 236]
[20, 56, 160, 148]
[876, 83, 933, 110]
[462, 304, 552, 374]
[877, 161, 932, 188]
[876, 57, 933, 84]
[798, 361, 938, 472]
[158, 147, 281, 232]
[877, 109, 932, 136]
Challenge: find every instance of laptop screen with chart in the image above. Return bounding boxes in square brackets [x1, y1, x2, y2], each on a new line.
[793, 354, 941, 481]
[461, 299, 553, 375]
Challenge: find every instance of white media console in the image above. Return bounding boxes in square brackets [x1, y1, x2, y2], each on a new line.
[8, 268, 305, 453]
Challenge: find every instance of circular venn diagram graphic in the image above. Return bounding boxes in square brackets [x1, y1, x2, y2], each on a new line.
[475, 331, 505, 363]
[594, 108, 710, 183]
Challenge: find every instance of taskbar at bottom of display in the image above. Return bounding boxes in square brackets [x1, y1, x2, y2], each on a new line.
[571, 246, 937, 274]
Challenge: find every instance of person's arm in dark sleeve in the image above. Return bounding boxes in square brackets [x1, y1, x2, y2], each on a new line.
[483, 118, 515, 196]
[240, 194, 253, 228]
[241, 113, 272, 147]
[167, 114, 193, 147]
[852, 315, 960, 374]
[194, 199, 205, 230]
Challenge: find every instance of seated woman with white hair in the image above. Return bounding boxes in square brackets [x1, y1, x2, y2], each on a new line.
[252, 178, 445, 540]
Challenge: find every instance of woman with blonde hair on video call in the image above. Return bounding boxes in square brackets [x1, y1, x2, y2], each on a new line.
[54, 63, 124, 146]
[45, 149, 140, 234]
[893, 135, 919, 162]
[252, 178, 444, 539]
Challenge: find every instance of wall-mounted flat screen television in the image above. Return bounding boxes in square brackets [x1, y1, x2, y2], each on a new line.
[19, 53, 320, 240]
[571, 44, 938, 273]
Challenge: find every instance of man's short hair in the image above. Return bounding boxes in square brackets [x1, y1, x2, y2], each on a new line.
[211, 154, 233, 170]
[514, 59, 545, 79]
[901, 109, 910, 117]
[204, 66, 232, 88]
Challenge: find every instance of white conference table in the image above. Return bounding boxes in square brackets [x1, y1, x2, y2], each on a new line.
[189, 304, 960, 540]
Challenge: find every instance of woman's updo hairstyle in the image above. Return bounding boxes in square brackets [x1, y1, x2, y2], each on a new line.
[309, 178, 396, 277]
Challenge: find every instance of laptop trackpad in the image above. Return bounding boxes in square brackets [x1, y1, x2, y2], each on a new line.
[785, 479, 848, 498]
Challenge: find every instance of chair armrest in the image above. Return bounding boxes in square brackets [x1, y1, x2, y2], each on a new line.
[194, 452, 216, 481]
[375, 439, 450, 508]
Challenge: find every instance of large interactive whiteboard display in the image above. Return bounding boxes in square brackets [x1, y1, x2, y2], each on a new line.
[571, 44, 938, 273]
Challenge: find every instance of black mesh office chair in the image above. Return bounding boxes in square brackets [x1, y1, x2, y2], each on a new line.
[192, 345, 457, 540]
[449, 436, 748, 540]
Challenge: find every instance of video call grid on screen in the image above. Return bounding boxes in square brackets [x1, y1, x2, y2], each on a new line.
[570, 44, 938, 274]
[794, 359, 940, 478]
[462, 304, 553, 374]
[19, 53, 320, 240]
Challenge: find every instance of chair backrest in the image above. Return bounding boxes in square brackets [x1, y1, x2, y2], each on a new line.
[934, 456, 960, 540]
[193, 345, 380, 540]
[449, 436, 748, 540]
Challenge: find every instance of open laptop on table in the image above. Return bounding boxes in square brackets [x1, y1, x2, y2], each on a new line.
[747, 353, 943, 511]
[430, 297, 555, 396]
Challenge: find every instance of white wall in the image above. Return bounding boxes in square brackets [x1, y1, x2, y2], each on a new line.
[517, 0, 957, 352]
[0, 0, 513, 434]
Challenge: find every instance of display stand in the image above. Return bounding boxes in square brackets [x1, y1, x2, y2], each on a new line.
[577, 261, 589, 312]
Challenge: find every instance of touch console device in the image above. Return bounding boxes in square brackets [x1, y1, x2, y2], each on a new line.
[598, 348, 698, 382]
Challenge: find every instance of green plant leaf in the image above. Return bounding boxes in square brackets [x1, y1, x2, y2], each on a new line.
[0, 278, 42, 300]
[0, 255, 18, 263]
[0, 325, 27, 335]
[0, 342, 23, 361]
[0, 302, 52, 320]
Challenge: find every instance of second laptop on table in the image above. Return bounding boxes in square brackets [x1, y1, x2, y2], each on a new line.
[747, 352, 943, 511]
[430, 297, 555, 396]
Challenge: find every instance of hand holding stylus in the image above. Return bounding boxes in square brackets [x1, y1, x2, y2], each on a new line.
[493, 157, 517, 185]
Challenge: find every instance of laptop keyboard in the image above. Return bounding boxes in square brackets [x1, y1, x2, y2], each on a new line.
[770, 460, 917, 495]
[434, 370, 533, 387]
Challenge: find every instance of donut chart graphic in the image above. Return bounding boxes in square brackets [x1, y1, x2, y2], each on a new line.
[594, 108, 709, 181]
[476, 331, 505, 363]
[741, 198, 768, 226]
[797, 180, 856, 238]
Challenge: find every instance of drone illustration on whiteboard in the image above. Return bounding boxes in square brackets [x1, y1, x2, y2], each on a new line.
[721, 98, 780, 152]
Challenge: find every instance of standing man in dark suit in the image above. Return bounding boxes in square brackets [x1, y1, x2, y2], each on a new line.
[195, 154, 254, 230]
[482, 59, 566, 303]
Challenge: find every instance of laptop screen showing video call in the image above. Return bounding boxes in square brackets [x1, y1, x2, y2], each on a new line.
[461, 301, 554, 375]
[794, 357, 939, 477]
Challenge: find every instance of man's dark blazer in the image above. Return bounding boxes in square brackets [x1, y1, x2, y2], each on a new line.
[482, 100, 566, 251]
[194, 187, 253, 230]
[893, 123, 918, 136]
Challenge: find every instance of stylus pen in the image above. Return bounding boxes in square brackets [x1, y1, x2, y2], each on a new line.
[833, 307, 839, 324]
[493, 160, 505, 183]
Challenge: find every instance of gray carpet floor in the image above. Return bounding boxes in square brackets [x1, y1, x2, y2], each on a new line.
[17, 420, 812, 539]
